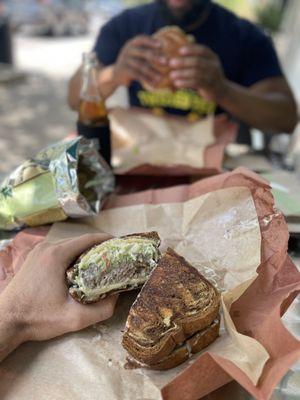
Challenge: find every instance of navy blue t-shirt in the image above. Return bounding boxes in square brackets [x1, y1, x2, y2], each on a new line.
[93, 2, 283, 118]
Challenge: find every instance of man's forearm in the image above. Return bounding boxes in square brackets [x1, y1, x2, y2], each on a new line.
[97, 65, 120, 99]
[0, 301, 26, 362]
[68, 65, 120, 111]
[218, 80, 298, 133]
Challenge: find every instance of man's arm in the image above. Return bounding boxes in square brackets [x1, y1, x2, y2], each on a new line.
[218, 77, 298, 134]
[68, 67, 82, 111]
[0, 303, 24, 362]
[68, 35, 165, 111]
[68, 65, 118, 111]
[0, 234, 118, 363]
[170, 44, 298, 133]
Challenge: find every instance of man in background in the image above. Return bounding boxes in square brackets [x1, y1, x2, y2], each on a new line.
[68, 0, 297, 134]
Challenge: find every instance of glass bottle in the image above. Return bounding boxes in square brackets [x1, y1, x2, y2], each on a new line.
[77, 52, 111, 166]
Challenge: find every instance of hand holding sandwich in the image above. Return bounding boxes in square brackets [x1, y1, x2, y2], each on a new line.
[113, 35, 166, 88]
[169, 43, 227, 102]
[136, 27, 227, 100]
[0, 234, 118, 363]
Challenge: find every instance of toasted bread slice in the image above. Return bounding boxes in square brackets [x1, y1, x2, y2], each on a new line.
[122, 248, 220, 366]
[128, 317, 220, 371]
[149, 317, 220, 370]
[67, 232, 161, 304]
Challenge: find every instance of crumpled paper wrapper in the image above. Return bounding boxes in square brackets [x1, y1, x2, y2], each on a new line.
[110, 108, 237, 176]
[0, 168, 299, 400]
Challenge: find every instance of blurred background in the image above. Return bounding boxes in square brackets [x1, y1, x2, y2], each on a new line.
[0, 0, 299, 175]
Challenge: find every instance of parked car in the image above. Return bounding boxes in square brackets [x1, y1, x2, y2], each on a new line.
[5, 0, 89, 36]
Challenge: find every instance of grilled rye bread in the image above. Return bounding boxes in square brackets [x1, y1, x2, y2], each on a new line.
[122, 248, 220, 368]
[144, 317, 220, 370]
[67, 232, 161, 304]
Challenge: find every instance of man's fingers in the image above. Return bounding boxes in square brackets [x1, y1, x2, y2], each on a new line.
[179, 44, 213, 57]
[170, 55, 213, 69]
[170, 67, 206, 80]
[169, 56, 200, 69]
[130, 35, 161, 49]
[129, 47, 152, 61]
[82, 295, 119, 324]
[173, 78, 201, 90]
[56, 233, 112, 266]
[69, 295, 119, 330]
[171, 68, 210, 89]
[126, 58, 161, 85]
[129, 47, 166, 66]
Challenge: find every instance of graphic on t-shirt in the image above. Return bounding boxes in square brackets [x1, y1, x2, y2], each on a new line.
[137, 89, 216, 117]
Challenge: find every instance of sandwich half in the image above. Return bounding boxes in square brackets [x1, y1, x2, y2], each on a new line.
[122, 248, 220, 370]
[67, 232, 161, 304]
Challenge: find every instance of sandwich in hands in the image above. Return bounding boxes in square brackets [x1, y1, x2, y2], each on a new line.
[122, 248, 220, 370]
[67, 232, 161, 304]
[143, 26, 194, 91]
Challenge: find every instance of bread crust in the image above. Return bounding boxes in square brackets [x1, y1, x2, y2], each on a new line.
[149, 317, 220, 370]
[122, 248, 220, 366]
[67, 231, 161, 304]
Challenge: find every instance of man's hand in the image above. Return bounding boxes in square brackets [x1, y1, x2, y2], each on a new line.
[113, 35, 166, 88]
[169, 44, 228, 102]
[0, 234, 118, 361]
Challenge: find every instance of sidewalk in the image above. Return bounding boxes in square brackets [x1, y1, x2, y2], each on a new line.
[0, 73, 75, 174]
[0, 17, 104, 176]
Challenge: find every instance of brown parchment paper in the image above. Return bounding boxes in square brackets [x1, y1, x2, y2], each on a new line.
[110, 108, 237, 176]
[0, 184, 267, 400]
[104, 168, 300, 400]
[0, 168, 299, 400]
